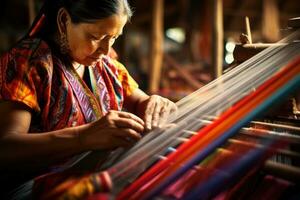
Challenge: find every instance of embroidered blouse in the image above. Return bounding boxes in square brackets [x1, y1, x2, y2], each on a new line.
[0, 37, 140, 199]
[0, 38, 139, 132]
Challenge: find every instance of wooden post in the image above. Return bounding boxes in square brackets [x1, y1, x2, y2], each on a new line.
[262, 0, 280, 42]
[211, 0, 223, 79]
[245, 16, 252, 44]
[28, 0, 35, 26]
[149, 0, 164, 94]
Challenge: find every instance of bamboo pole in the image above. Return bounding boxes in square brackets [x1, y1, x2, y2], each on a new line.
[245, 16, 252, 44]
[149, 0, 164, 94]
[28, 0, 35, 26]
[211, 0, 224, 79]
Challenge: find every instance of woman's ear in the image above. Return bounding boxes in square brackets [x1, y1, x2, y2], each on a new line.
[56, 7, 71, 35]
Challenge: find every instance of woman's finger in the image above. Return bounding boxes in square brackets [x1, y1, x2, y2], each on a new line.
[158, 102, 171, 127]
[170, 102, 178, 113]
[144, 100, 155, 130]
[115, 117, 144, 133]
[115, 111, 145, 126]
[115, 128, 142, 142]
[151, 101, 161, 128]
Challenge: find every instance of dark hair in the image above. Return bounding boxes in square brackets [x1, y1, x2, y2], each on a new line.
[29, 0, 132, 38]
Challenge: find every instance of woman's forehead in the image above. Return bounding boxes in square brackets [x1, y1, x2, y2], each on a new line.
[79, 15, 127, 35]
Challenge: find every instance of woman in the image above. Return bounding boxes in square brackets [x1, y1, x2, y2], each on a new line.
[0, 0, 176, 198]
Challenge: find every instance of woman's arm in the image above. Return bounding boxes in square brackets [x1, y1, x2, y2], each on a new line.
[123, 89, 149, 114]
[0, 101, 144, 171]
[0, 101, 87, 170]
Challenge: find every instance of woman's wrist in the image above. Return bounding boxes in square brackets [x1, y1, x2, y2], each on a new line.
[73, 123, 90, 152]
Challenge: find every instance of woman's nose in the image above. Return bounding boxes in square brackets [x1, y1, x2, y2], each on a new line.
[98, 40, 111, 55]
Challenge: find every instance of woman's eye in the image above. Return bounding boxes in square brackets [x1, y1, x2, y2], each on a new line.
[89, 34, 105, 41]
[91, 36, 100, 41]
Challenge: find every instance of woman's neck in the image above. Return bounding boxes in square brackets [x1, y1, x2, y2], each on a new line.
[72, 62, 85, 78]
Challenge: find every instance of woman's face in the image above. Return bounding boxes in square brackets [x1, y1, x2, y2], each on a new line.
[65, 13, 127, 66]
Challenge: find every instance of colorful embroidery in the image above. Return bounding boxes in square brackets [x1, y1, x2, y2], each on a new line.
[0, 38, 139, 132]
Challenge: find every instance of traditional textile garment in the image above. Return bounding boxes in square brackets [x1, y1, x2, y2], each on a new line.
[0, 38, 138, 131]
[0, 37, 138, 197]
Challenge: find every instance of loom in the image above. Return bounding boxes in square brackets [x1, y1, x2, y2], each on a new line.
[34, 18, 300, 200]
[108, 23, 300, 200]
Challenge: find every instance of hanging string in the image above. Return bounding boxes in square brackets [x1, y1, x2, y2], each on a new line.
[109, 33, 300, 197]
[129, 57, 300, 200]
[108, 32, 300, 192]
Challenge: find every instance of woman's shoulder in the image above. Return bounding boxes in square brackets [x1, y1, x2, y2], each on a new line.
[0, 37, 53, 67]
[11, 37, 52, 59]
[0, 37, 54, 77]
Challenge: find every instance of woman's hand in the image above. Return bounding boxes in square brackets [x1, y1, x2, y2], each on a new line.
[80, 110, 145, 150]
[137, 95, 177, 131]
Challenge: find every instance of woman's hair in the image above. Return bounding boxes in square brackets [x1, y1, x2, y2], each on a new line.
[29, 0, 132, 38]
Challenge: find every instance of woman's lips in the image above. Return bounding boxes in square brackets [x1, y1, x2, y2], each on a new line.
[86, 56, 102, 64]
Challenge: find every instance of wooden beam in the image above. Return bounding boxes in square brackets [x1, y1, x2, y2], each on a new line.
[245, 16, 252, 44]
[149, 0, 164, 94]
[211, 0, 224, 79]
[233, 43, 286, 63]
[133, 4, 176, 26]
[262, 0, 280, 42]
[28, 0, 35, 26]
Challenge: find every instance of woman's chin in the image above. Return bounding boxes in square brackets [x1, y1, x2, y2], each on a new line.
[79, 57, 101, 66]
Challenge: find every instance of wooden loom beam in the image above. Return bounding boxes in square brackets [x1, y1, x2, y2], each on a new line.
[211, 0, 224, 79]
[28, 0, 35, 26]
[149, 0, 164, 94]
